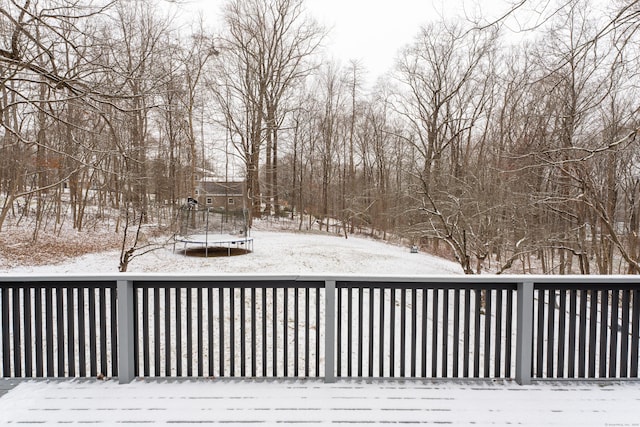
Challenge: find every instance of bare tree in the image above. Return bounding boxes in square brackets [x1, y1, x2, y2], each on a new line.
[211, 0, 323, 223]
[394, 21, 498, 273]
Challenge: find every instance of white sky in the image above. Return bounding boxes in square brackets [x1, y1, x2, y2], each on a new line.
[177, 0, 613, 85]
[304, 0, 512, 80]
[178, 0, 524, 83]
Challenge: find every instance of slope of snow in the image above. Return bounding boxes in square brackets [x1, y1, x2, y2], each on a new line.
[1, 230, 463, 275]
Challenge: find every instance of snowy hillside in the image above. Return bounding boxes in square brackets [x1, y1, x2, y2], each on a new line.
[0, 229, 462, 275]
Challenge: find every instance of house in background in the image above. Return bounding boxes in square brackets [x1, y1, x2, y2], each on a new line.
[195, 180, 245, 211]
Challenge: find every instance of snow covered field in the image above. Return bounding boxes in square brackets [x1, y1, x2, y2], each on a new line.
[1, 229, 463, 275]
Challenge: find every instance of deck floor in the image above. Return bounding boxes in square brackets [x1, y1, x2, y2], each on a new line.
[0, 378, 638, 425]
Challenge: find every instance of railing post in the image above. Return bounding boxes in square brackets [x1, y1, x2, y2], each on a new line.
[325, 280, 336, 383]
[516, 281, 534, 385]
[117, 280, 135, 384]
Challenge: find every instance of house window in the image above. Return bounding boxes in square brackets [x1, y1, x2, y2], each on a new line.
[195, 189, 200, 195]
[206, 197, 212, 205]
[228, 198, 234, 205]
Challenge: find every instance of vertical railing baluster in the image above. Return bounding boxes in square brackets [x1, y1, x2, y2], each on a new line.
[442, 288, 449, 378]
[154, 287, 161, 377]
[250, 287, 256, 377]
[77, 287, 85, 377]
[142, 287, 149, 377]
[453, 288, 460, 378]
[620, 290, 630, 377]
[599, 290, 609, 377]
[305, 286, 310, 377]
[165, 287, 172, 376]
[46, 286, 54, 377]
[25, 286, 33, 377]
[99, 287, 107, 377]
[630, 289, 639, 377]
[379, 287, 385, 377]
[232, 287, 238, 377]
[535, 288, 545, 378]
[219, 287, 226, 377]
[208, 287, 214, 377]
[347, 286, 352, 377]
[588, 289, 598, 377]
[294, 287, 299, 377]
[609, 290, 619, 378]
[358, 286, 364, 376]
[284, 286, 289, 377]
[368, 286, 374, 377]
[494, 289, 503, 378]
[187, 287, 193, 377]
[578, 289, 588, 378]
[316, 286, 321, 378]
[132, 286, 138, 378]
[390, 287, 395, 377]
[484, 288, 492, 378]
[240, 287, 246, 377]
[557, 290, 566, 378]
[463, 288, 471, 377]
[400, 287, 406, 377]
[411, 287, 417, 378]
[110, 286, 118, 377]
[89, 287, 97, 377]
[432, 288, 440, 378]
[505, 288, 513, 379]
[176, 287, 182, 377]
[421, 287, 428, 377]
[13, 287, 22, 377]
[262, 286, 267, 377]
[272, 287, 278, 377]
[568, 289, 577, 377]
[473, 289, 481, 378]
[546, 289, 555, 378]
[198, 287, 204, 377]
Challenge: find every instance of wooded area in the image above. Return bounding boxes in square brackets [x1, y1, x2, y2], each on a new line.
[1, 0, 640, 274]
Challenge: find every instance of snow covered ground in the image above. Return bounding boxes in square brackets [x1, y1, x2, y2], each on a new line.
[0, 230, 463, 275]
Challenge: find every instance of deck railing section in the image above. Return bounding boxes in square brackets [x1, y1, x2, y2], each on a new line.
[0, 281, 117, 379]
[335, 282, 517, 379]
[1, 276, 640, 384]
[131, 280, 324, 378]
[532, 283, 640, 379]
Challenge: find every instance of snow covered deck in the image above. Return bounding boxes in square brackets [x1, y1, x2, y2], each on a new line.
[0, 378, 638, 426]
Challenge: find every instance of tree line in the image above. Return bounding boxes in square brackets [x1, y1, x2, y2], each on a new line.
[1, 0, 640, 274]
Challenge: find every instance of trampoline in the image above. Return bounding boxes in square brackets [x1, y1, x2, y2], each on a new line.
[173, 206, 252, 257]
[174, 233, 254, 257]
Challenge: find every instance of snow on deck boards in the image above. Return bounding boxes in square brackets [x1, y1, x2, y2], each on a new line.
[0, 379, 19, 399]
[0, 379, 638, 426]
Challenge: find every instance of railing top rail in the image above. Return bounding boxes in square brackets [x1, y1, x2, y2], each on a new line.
[1, 273, 640, 285]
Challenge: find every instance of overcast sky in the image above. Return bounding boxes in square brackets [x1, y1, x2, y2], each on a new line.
[180, 0, 608, 83]
[304, 0, 513, 79]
